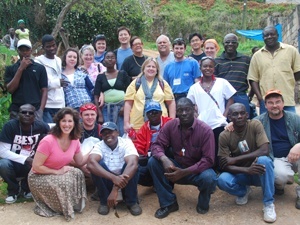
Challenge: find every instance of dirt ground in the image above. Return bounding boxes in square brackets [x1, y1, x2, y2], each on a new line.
[0, 183, 300, 225]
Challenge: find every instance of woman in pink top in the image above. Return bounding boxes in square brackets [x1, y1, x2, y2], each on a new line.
[28, 107, 88, 221]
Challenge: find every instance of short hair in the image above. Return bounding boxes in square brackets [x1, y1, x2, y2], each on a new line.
[172, 38, 186, 48]
[79, 44, 95, 65]
[130, 36, 142, 48]
[41, 34, 55, 46]
[156, 35, 171, 46]
[138, 57, 163, 80]
[93, 34, 106, 50]
[50, 107, 82, 140]
[117, 26, 131, 36]
[176, 97, 194, 108]
[188, 33, 203, 43]
[228, 103, 246, 115]
[62, 48, 79, 69]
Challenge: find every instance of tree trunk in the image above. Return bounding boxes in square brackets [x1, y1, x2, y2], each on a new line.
[51, 0, 81, 39]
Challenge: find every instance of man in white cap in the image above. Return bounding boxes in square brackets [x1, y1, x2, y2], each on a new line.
[4, 39, 48, 121]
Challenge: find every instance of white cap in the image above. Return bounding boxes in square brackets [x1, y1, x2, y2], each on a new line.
[17, 39, 32, 49]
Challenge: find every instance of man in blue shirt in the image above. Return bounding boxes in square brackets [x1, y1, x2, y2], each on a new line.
[163, 38, 201, 101]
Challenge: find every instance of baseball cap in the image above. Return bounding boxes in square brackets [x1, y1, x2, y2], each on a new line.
[145, 101, 162, 113]
[264, 89, 282, 100]
[100, 122, 118, 133]
[17, 39, 32, 49]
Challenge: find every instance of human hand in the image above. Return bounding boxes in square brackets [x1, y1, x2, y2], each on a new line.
[124, 122, 132, 133]
[247, 158, 265, 175]
[288, 143, 300, 163]
[107, 187, 118, 208]
[60, 79, 69, 87]
[19, 57, 32, 70]
[57, 166, 73, 175]
[224, 122, 234, 132]
[161, 157, 175, 173]
[98, 94, 105, 107]
[113, 174, 129, 189]
[164, 166, 184, 182]
[118, 107, 124, 117]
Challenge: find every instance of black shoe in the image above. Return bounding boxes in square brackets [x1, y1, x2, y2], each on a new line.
[196, 206, 209, 214]
[98, 204, 109, 215]
[296, 197, 300, 209]
[127, 203, 142, 216]
[275, 188, 284, 196]
[154, 201, 179, 219]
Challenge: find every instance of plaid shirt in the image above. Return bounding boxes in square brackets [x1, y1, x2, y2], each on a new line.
[61, 68, 94, 109]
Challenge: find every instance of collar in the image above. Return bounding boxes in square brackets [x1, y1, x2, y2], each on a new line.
[262, 42, 284, 52]
[219, 51, 243, 60]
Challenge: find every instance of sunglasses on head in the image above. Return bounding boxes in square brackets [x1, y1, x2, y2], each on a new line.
[20, 111, 34, 115]
[173, 38, 185, 45]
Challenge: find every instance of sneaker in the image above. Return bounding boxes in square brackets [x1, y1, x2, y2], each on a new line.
[263, 203, 276, 223]
[23, 192, 32, 199]
[235, 186, 251, 205]
[127, 203, 142, 216]
[5, 195, 17, 204]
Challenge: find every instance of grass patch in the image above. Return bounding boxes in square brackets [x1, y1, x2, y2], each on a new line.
[0, 179, 33, 204]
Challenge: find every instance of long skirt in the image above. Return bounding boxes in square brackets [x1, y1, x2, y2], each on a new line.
[28, 168, 87, 221]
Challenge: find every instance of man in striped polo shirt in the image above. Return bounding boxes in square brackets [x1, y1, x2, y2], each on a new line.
[215, 33, 251, 116]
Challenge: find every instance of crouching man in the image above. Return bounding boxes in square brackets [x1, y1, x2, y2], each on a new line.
[87, 122, 142, 216]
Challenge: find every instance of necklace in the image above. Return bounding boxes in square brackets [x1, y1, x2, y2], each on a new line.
[132, 55, 145, 67]
[83, 127, 96, 139]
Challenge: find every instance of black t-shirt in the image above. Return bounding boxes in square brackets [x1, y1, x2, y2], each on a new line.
[4, 60, 48, 111]
[121, 55, 147, 77]
[94, 70, 131, 95]
[80, 123, 102, 143]
[0, 119, 50, 156]
[188, 52, 206, 63]
[270, 117, 292, 158]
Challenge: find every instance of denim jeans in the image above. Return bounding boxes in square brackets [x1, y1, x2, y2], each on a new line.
[102, 102, 124, 136]
[138, 164, 153, 187]
[91, 160, 139, 206]
[259, 100, 296, 115]
[233, 93, 250, 117]
[43, 108, 60, 123]
[0, 159, 31, 196]
[217, 156, 274, 206]
[148, 156, 217, 210]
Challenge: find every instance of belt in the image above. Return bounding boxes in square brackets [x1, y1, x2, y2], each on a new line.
[174, 93, 187, 99]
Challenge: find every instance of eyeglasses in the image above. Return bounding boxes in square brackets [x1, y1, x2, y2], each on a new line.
[147, 110, 160, 116]
[231, 111, 246, 117]
[20, 111, 34, 115]
[132, 42, 143, 47]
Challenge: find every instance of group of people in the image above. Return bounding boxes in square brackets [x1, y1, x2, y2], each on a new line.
[0, 24, 300, 223]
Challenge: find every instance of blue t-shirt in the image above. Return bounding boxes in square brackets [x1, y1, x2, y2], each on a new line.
[270, 117, 292, 158]
[116, 47, 133, 69]
[163, 58, 201, 94]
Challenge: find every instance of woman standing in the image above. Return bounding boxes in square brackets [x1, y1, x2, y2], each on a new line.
[93, 34, 107, 64]
[124, 58, 175, 132]
[121, 36, 147, 79]
[79, 44, 106, 84]
[203, 39, 220, 58]
[28, 108, 87, 221]
[15, 19, 30, 40]
[61, 48, 94, 110]
[94, 51, 131, 135]
[187, 57, 236, 167]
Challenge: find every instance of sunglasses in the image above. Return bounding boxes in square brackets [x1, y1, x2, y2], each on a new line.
[20, 111, 34, 115]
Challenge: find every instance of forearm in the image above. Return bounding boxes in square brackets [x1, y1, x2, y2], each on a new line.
[6, 68, 24, 93]
[166, 100, 176, 118]
[32, 164, 61, 175]
[40, 88, 48, 110]
[223, 165, 249, 174]
[249, 80, 262, 101]
[122, 161, 138, 180]
[224, 97, 234, 117]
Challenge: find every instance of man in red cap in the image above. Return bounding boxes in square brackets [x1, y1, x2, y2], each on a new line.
[255, 89, 300, 209]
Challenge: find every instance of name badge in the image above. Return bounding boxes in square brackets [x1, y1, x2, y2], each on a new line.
[173, 78, 181, 86]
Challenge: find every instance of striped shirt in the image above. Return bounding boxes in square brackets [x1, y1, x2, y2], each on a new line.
[91, 137, 138, 174]
[214, 52, 250, 93]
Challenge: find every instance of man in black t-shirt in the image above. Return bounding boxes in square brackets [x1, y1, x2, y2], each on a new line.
[0, 104, 49, 204]
[4, 39, 48, 121]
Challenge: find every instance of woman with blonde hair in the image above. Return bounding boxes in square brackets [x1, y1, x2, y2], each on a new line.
[203, 39, 220, 58]
[124, 58, 175, 132]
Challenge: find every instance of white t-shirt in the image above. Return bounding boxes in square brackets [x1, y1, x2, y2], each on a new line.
[91, 137, 138, 175]
[187, 78, 236, 129]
